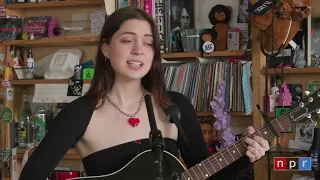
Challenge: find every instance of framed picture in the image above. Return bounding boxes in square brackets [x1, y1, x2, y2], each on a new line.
[275, 107, 292, 133]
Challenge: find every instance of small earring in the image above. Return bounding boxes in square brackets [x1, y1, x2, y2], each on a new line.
[105, 57, 109, 61]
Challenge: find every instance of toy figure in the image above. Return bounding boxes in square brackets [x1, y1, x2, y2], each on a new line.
[208, 4, 232, 51]
[250, 0, 311, 53]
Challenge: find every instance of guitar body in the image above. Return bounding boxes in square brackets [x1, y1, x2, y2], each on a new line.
[69, 150, 186, 180]
[69, 90, 320, 180]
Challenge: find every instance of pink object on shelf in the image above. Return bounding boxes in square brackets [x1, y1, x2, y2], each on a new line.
[276, 82, 291, 107]
[48, 16, 57, 38]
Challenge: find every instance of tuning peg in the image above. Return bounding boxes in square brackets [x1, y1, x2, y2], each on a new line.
[309, 120, 318, 127]
[305, 91, 310, 96]
[308, 96, 314, 102]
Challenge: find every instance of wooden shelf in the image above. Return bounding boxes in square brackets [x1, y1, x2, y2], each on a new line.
[261, 67, 320, 74]
[17, 148, 80, 160]
[3, 35, 100, 47]
[161, 51, 246, 59]
[5, 0, 105, 9]
[196, 111, 252, 116]
[10, 79, 92, 85]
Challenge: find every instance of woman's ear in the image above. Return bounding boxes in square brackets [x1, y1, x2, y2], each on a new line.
[102, 42, 109, 59]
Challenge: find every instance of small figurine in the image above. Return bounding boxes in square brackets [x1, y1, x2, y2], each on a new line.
[208, 4, 232, 51]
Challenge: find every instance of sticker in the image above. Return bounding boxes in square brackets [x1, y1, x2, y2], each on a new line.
[2, 80, 11, 88]
[0, 149, 12, 161]
[0, 106, 13, 123]
[34, 117, 46, 142]
[6, 88, 13, 100]
[202, 41, 215, 53]
[0, 54, 4, 61]
[67, 79, 83, 96]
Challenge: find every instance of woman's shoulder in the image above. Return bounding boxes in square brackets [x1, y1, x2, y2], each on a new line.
[58, 95, 94, 117]
[165, 91, 190, 103]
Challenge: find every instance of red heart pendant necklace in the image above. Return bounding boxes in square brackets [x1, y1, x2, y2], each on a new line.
[106, 86, 145, 127]
[128, 117, 140, 127]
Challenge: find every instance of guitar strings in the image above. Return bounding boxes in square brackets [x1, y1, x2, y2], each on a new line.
[205, 104, 318, 174]
[207, 97, 320, 165]
[182, 95, 320, 180]
[188, 108, 319, 180]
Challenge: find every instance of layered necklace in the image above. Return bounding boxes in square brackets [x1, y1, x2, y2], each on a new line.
[106, 86, 145, 127]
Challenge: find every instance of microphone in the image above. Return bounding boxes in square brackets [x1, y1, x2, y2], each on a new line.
[145, 94, 165, 180]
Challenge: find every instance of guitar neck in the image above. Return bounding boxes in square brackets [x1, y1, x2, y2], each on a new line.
[181, 115, 292, 180]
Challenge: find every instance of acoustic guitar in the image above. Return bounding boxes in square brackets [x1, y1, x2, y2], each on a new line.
[70, 90, 320, 180]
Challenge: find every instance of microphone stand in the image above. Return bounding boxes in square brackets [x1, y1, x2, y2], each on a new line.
[145, 94, 165, 180]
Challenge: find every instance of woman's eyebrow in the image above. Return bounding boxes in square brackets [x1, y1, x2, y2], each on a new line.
[120, 32, 153, 37]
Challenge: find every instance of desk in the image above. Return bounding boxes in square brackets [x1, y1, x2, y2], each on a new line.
[266, 147, 307, 180]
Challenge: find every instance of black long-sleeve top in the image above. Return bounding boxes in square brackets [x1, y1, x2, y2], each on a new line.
[19, 91, 251, 180]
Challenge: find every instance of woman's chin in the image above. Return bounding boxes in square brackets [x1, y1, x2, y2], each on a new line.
[122, 73, 148, 81]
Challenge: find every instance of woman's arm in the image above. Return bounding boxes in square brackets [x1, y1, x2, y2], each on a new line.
[19, 96, 94, 180]
[167, 91, 251, 180]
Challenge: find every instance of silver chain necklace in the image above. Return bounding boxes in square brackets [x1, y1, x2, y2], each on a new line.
[106, 86, 145, 118]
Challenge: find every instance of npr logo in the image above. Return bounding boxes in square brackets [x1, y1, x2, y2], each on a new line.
[274, 157, 311, 171]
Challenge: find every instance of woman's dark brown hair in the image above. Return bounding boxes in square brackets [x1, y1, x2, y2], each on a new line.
[86, 7, 169, 109]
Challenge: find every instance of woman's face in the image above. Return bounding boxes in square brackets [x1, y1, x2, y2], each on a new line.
[102, 19, 154, 81]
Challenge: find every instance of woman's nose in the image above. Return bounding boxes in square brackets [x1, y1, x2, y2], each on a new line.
[132, 42, 144, 55]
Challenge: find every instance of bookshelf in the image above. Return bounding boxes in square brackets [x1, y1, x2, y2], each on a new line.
[5, 0, 105, 9]
[3, 35, 100, 47]
[260, 67, 320, 74]
[161, 50, 246, 59]
[0, 0, 108, 179]
[196, 111, 252, 117]
[9, 79, 250, 117]
[16, 148, 80, 160]
[10, 79, 92, 85]
[3, 36, 245, 57]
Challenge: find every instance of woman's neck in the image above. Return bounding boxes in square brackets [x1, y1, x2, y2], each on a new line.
[108, 80, 144, 107]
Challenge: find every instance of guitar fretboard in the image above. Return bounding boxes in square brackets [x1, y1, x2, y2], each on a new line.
[180, 115, 292, 180]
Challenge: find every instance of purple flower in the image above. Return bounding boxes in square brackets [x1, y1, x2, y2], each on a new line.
[210, 80, 235, 149]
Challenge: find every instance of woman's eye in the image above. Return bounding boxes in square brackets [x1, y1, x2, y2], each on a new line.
[122, 40, 132, 43]
[145, 42, 153, 46]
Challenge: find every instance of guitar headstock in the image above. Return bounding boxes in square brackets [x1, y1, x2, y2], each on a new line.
[288, 90, 320, 125]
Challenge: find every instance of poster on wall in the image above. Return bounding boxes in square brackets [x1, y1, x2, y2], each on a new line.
[166, 0, 195, 53]
[195, 0, 249, 50]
